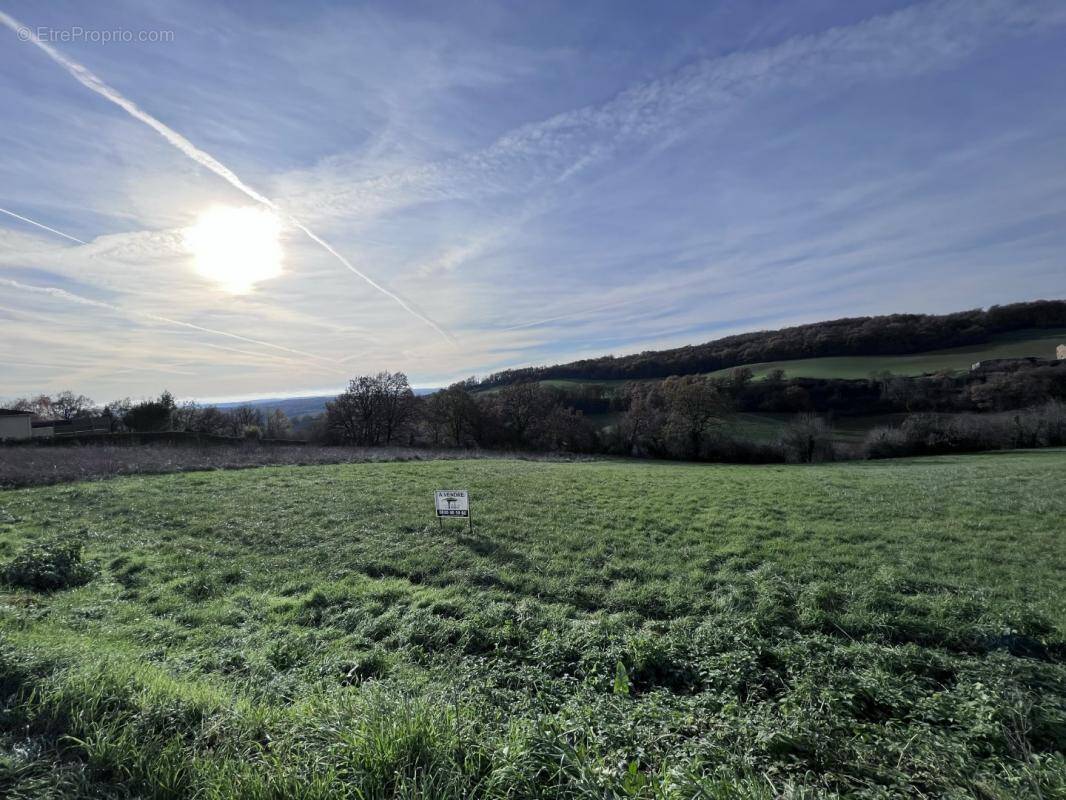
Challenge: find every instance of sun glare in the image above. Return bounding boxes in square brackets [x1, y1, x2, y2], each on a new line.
[184, 205, 283, 294]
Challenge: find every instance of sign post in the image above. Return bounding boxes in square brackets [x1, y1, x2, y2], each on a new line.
[434, 489, 471, 531]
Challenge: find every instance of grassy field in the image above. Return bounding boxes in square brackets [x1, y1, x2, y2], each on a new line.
[1, 454, 1064, 798]
[705, 328, 1066, 381]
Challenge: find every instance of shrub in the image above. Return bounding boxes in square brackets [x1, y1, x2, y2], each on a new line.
[864, 402, 1066, 458]
[2, 538, 97, 592]
[779, 413, 837, 463]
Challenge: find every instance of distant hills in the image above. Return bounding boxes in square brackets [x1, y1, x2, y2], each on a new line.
[477, 300, 1066, 388]
[215, 395, 336, 419]
[214, 388, 439, 419]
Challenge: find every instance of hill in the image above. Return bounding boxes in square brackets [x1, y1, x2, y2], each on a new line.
[705, 327, 1066, 380]
[214, 388, 440, 419]
[2, 453, 1064, 797]
[215, 394, 336, 418]
[478, 299, 1066, 388]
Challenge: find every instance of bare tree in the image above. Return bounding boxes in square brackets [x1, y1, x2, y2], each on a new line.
[326, 387, 364, 444]
[495, 382, 552, 446]
[617, 382, 666, 455]
[780, 413, 835, 463]
[51, 390, 97, 420]
[265, 409, 293, 440]
[661, 376, 729, 459]
[426, 385, 479, 447]
[377, 372, 415, 445]
[226, 405, 263, 438]
[102, 398, 133, 432]
[327, 372, 414, 446]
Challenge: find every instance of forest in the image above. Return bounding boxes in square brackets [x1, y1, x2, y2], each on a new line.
[477, 300, 1066, 386]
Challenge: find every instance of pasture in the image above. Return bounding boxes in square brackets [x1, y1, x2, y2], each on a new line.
[1, 453, 1064, 798]
[705, 328, 1066, 381]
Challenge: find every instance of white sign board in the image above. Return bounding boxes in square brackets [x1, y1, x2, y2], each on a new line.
[434, 489, 469, 518]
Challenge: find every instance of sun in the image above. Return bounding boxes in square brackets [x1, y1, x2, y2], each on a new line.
[184, 205, 283, 294]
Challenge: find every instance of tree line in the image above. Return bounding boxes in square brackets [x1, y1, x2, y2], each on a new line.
[321, 371, 819, 461]
[8, 356, 1066, 463]
[323, 373, 599, 452]
[4, 391, 295, 440]
[475, 300, 1066, 386]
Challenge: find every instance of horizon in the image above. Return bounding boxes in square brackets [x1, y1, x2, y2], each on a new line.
[3, 0, 1066, 401]
[5, 293, 1063, 407]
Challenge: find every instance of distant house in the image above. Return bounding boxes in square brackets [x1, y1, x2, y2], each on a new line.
[1, 411, 114, 441]
[0, 409, 33, 440]
[1058, 344, 1066, 360]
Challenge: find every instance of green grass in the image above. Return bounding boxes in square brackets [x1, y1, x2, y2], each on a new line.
[706, 328, 1066, 380]
[2, 454, 1065, 798]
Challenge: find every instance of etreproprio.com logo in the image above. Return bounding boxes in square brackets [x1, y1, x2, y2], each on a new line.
[17, 26, 175, 44]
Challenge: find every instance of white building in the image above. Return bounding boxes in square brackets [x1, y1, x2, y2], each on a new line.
[0, 409, 33, 440]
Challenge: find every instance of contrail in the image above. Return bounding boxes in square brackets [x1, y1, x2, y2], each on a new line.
[1, 277, 345, 374]
[0, 205, 87, 244]
[0, 10, 454, 344]
[501, 297, 635, 331]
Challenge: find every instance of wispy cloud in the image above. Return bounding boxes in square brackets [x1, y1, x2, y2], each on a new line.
[0, 9, 453, 343]
[0, 277, 342, 373]
[280, 0, 1066, 222]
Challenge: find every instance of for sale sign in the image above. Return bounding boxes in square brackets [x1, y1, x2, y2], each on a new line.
[434, 489, 469, 518]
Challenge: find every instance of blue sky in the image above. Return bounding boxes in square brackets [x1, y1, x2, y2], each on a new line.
[1, 0, 1065, 402]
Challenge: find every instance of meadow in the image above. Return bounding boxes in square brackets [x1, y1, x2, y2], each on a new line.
[705, 328, 1066, 381]
[1, 453, 1064, 798]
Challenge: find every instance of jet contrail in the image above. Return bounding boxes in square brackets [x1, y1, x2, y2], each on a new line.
[0, 205, 87, 244]
[501, 296, 636, 331]
[0, 10, 454, 344]
[1, 277, 345, 374]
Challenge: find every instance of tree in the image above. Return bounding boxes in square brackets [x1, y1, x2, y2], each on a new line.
[377, 372, 415, 445]
[727, 367, 754, 398]
[780, 413, 835, 463]
[265, 409, 293, 440]
[326, 385, 364, 444]
[425, 385, 480, 447]
[326, 372, 415, 446]
[885, 377, 926, 412]
[123, 391, 176, 432]
[226, 405, 263, 438]
[195, 405, 230, 435]
[495, 382, 553, 446]
[530, 406, 596, 452]
[765, 368, 786, 384]
[172, 402, 231, 435]
[51, 391, 96, 420]
[102, 398, 133, 432]
[660, 376, 729, 459]
[616, 382, 667, 456]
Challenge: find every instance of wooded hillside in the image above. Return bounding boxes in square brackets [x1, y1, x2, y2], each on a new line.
[478, 300, 1066, 387]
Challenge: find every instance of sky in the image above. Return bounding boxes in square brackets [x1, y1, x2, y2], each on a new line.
[1, 0, 1065, 403]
